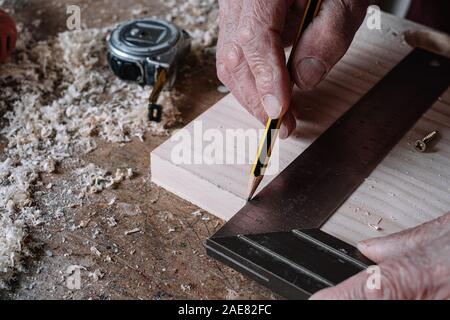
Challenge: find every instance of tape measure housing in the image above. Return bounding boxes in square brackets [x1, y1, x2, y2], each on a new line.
[107, 18, 190, 88]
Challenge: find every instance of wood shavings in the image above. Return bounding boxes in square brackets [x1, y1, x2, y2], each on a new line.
[40, 158, 56, 173]
[106, 216, 117, 228]
[124, 228, 141, 235]
[226, 288, 239, 300]
[163, 0, 219, 54]
[0, 0, 217, 283]
[168, 227, 176, 233]
[88, 269, 104, 282]
[126, 168, 134, 179]
[90, 246, 101, 257]
[0, 217, 25, 286]
[64, 265, 86, 275]
[77, 164, 135, 194]
[117, 202, 142, 216]
[181, 284, 191, 292]
[31, 19, 41, 28]
[191, 210, 202, 217]
[107, 197, 116, 206]
[0, 24, 179, 279]
[76, 219, 91, 229]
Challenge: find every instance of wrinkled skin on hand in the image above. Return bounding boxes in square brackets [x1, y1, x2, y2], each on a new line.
[0, 9, 16, 63]
[311, 212, 450, 300]
[216, 0, 369, 138]
[216, 0, 450, 300]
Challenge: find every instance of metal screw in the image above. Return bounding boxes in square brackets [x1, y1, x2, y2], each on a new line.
[415, 130, 439, 152]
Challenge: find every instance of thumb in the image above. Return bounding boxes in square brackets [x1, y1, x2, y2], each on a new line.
[358, 212, 450, 262]
[311, 232, 450, 300]
[292, 0, 369, 90]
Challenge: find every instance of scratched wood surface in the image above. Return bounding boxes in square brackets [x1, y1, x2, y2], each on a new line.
[151, 12, 450, 246]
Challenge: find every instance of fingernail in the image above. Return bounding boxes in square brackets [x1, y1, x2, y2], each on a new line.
[279, 123, 289, 140]
[262, 95, 281, 119]
[296, 58, 327, 89]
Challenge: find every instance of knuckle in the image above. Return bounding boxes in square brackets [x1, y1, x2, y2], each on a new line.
[237, 19, 255, 46]
[237, 10, 276, 47]
[251, 1, 274, 26]
[251, 0, 286, 30]
[223, 44, 242, 70]
[253, 63, 274, 91]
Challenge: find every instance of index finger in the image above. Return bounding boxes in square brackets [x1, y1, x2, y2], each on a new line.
[237, 0, 292, 119]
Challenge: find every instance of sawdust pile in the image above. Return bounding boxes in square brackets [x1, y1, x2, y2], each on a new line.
[76, 163, 134, 194]
[164, 0, 219, 51]
[0, 0, 219, 285]
[0, 26, 171, 286]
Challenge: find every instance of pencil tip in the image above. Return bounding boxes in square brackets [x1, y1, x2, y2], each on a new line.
[247, 176, 263, 201]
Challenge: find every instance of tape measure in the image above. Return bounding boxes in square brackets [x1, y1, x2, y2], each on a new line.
[107, 18, 191, 122]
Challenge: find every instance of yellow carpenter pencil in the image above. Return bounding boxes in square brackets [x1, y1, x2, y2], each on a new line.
[247, 0, 322, 200]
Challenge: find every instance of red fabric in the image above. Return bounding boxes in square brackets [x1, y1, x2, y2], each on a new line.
[0, 9, 17, 63]
[407, 0, 450, 34]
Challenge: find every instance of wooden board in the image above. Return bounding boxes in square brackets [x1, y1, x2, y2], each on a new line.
[151, 12, 450, 246]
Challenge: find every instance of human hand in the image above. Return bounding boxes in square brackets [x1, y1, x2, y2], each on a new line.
[216, 0, 369, 138]
[0, 9, 16, 63]
[311, 212, 450, 300]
